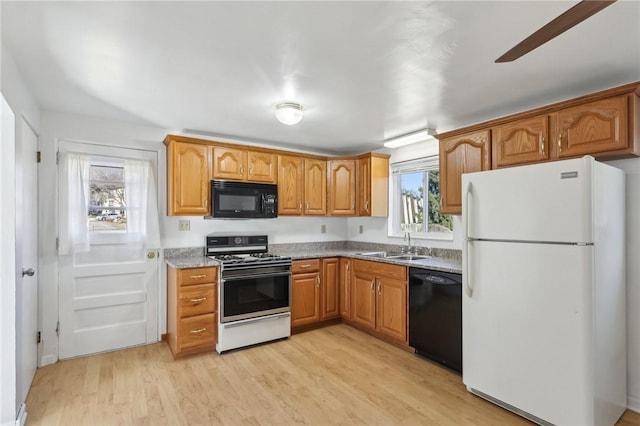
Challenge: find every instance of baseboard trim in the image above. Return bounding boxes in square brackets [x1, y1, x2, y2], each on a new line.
[15, 403, 26, 426]
[40, 354, 56, 366]
[160, 333, 167, 342]
[627, 394, 640, 413]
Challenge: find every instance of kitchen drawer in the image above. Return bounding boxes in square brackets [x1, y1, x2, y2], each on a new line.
[353, 259, 407, 281]
[179, 267, 217, 286]
[178, 313, 216, 351]
[179, 283, 216, 318]
[292, 259, 320, 274]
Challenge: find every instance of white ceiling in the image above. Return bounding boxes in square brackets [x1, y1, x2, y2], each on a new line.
[2, 1, 639, 155]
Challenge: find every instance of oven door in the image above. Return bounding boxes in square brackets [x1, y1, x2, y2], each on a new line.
[221, 269, 291, 323]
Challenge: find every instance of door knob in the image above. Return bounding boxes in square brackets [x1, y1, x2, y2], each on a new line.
[22, 268, 35, 277]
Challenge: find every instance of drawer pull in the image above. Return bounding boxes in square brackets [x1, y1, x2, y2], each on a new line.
[190, 274, 207, 279]
[190, 297, 207, 303]
[299, 264, 311, 268]
[190, 327, 207, 334]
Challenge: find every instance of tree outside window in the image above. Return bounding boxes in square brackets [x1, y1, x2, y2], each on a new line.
[393, 160, 452, 237]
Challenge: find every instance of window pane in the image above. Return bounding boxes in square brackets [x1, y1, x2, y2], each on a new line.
[427, 171, 453, 232]
[400, 172, 424, 232]
[88, 164, 127, 232]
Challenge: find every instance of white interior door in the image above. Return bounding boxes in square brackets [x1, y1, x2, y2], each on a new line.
[58, 142, 160, 359]
[15, 118, 38, 414]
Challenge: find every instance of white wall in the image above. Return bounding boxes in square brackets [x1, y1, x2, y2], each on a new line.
[606, 157, 640, 412]
[347, 139, 463, 251]
[1, 43, 41, 426]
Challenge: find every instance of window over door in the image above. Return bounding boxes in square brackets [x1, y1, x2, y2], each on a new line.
[389, 156, 453, 239]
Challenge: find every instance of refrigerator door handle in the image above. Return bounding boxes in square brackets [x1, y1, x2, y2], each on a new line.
[464, 181, 473, 298]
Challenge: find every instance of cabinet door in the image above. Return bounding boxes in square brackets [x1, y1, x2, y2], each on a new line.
[339, 258, 352, 319]
[357, 157, 371, 216]
[439, 130, 491, 215]
[328, 159, 356, 215]
[493, 115, 549, 168]
[351, 272, 376, 330]
[291, 272, 320, 328]
[304, 159, 327, 215]
[167, 141, 211, 215]
[277, 155, 304, 215]
[376, 277, 407, 343]
[247, 150, 277, 183]
[321, 258, 340, 320]
[553, 95, 628, 158]
[212, 146, 247, 180]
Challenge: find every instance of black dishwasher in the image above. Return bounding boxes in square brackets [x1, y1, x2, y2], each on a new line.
[409, 267, 462, 373]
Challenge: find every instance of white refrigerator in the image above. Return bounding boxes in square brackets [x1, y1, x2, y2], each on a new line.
[462, 156, 626, 426]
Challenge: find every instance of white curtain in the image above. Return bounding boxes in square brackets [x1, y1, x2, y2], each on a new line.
[123, 159, 161, 248]
[59, 153, 91, 255]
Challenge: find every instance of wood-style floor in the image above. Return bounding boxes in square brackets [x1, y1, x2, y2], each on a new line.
[26, 324, 640, 426]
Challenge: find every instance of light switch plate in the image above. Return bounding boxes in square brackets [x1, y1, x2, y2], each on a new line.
[321, 224, 326, 234]
[178, 220, 190, 231]
[359, 225, 364, 234]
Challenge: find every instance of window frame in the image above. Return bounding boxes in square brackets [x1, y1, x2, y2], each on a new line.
[388, 156, 453, 241]
[58, 140, 158, 247]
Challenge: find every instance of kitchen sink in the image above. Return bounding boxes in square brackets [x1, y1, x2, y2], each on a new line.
[386, 254, 431, 261]
[356, 251, 390, 258]
[357, 251, 431, 261]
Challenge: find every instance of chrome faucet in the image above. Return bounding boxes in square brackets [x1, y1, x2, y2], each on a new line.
[404, 232, 413, 254]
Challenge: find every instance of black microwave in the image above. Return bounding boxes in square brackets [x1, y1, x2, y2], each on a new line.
[210, 180, 278, 219]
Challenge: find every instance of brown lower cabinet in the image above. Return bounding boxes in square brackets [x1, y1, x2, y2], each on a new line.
[339, 258, 352, 319]
[167, 265, 218, 358]
[351, 259, 408, 344]
[291, 258, 340, 329]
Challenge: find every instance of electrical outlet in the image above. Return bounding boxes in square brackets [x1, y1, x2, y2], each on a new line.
[178, 220, 190, 231]
[321, 224, 326, 234]
[359, 225, 364, 234]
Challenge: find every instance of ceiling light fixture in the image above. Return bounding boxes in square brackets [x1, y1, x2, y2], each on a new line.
[383, 128, 437, 148]
[275, 102, 303, 125]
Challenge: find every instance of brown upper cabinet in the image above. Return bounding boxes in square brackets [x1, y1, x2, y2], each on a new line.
[212, 146, 246, 180]
[247, 151, 277, 183]
[305, 159, 327, 215]
[357, 154, 389, 217]
[439, 82, 640, 215]
[492, 115, 550, 168]
[212, 147, 277, 183]
[277, 155, 327, 216]
[165, 134, 389, 217]
[277, 155, 305, 215]
[439, 130, 491, 215]
[165, 138, 211, 216]
[328, 159, 357, 215]
[553, 96, 629, 159]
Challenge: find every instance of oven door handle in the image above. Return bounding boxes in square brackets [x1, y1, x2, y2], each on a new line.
[223, 313, 291, 329]
[222, 271, 292, 282]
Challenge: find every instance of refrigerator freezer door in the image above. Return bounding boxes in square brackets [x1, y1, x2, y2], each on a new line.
[462, 157, 593, 243]
[463, 241, 594, 426]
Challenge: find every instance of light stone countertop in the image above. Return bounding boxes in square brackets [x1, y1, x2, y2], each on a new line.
[165, 247, 462, 274]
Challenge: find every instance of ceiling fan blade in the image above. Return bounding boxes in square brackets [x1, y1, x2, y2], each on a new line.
[495, 0, 617, 63]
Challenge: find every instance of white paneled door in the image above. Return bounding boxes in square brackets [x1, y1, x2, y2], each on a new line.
[58, 142, 160, 359]
[15, 118, 38, 419]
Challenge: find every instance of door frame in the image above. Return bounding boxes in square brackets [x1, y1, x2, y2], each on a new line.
[1, 93, 18, 426]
